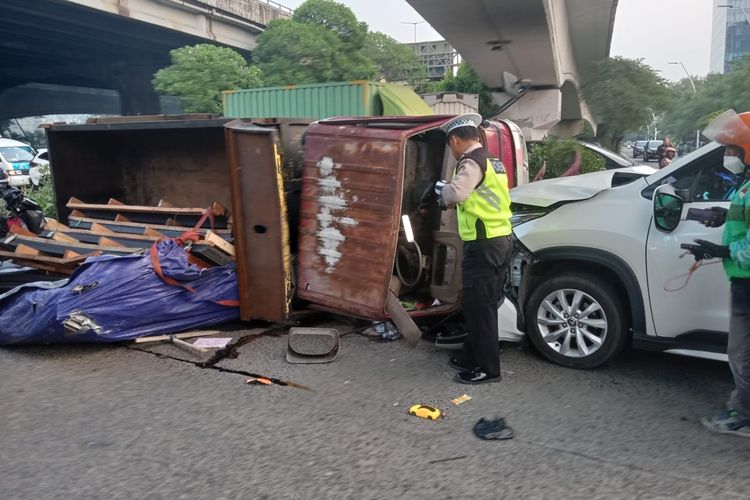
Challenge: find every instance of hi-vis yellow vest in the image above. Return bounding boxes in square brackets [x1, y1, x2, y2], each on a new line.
[455, 147, 512, 241]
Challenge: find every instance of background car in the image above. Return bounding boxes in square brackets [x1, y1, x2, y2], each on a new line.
[643, 140, 662, 161]
[581, 141, 641, 169]
[632, 140, 648, 158]
[29, 148, 50, 187]
[0, 138, 34, 187]
[32, 148, 49, 167]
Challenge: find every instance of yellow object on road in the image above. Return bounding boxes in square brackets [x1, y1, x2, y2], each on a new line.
[451, 394, 472, 405]
[409, 404, 442, 420]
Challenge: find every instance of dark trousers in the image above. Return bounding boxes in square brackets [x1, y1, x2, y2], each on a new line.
[728, 281, 750, 419]
[461, 235, 512, 377]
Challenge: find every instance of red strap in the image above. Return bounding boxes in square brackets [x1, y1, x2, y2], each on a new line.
[149, 241, 239, 308]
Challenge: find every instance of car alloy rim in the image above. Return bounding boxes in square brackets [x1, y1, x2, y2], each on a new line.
[536, 288, 608, 358]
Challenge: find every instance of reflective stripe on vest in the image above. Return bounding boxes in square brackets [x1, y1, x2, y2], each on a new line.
[455, 150, 512, 241]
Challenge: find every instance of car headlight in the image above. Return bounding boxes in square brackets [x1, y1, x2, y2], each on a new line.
[510, 211, 547, 227]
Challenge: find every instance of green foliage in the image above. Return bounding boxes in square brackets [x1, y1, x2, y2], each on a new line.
[661, 57, 750, 147]
[292, 0, 368, 50]
[254, 19, 374, 86]
[581, 57, 672, 149]
[152, 44, 263, 113]
[364, 31, 427, 84]
[528, 138, 605, 180]
[22, 180, 56, 219]
[425, 62, 499, 116]
[255, 1, 375, 86]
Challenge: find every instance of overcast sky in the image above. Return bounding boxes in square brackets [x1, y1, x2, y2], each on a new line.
[280, 0, 714, 82]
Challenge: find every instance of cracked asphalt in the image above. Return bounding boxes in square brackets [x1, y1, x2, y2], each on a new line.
[1, 324, 749, 499]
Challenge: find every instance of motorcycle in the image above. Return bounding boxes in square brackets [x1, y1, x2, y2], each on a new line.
[0, 182, 47, 238]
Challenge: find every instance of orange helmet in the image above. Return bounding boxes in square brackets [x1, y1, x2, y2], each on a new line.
[703, 109, 750, 161]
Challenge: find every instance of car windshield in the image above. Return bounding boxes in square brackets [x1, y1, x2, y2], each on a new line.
[636, 141, 648, 146]
[0, 146, 34, 162]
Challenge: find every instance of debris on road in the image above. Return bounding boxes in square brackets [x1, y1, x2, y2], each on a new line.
[0, 239, 239, 345]
[246, 377, 273, 386]
[409, 404, 442, 420]
[286, 327, 340, 364]
[473, 417, 514, 440]
[0, 198, 235, 274]
[192, 337, 232, 349]
[133, 330, 221, 344]
[451, 394, 472, 405]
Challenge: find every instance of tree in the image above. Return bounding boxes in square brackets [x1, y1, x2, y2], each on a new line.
[426, 62, 500, 116]
[254, 0, 375, 86]
[581, 57, 672, 149]
[152, 44, 262, 113]
[661, 57, 750, 148]
[292, 0, 368, 51]
[363, 32, 426, 84]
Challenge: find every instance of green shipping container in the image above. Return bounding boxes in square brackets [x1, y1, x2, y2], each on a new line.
[223, 81, 432, 119]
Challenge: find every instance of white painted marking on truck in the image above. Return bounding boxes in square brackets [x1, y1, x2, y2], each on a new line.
[316, 156, 358, 274]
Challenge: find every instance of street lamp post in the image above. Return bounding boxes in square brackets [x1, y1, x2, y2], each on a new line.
[669, 61, 701, 151]
[401, 21, 425, 43]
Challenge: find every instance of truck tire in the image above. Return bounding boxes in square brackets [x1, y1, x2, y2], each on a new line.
[525, 273, 627, 369]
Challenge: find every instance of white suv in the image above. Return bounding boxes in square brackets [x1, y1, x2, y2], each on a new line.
[498, 142, 734, 368]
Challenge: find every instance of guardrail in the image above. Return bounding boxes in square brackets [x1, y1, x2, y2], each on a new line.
[259, 0, 293, 15]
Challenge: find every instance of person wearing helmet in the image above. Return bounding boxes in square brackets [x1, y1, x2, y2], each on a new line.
[659, 146, 676, 169]
[689, 109, 750, 437]
[434, 113, 513, 384]
[657, 136, 674, 165]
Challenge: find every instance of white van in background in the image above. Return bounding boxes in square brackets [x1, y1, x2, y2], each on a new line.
[0, 138, 35, 187]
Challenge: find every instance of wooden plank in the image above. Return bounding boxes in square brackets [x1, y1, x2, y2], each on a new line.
[8, 260, 75, 275]
[0, 248, 87, 265]
[98, 237, 125, 248]
[73, 208, 230, 229]
[90, 222, 114, 235]
[64, 249, 83, 259]
[108, 198, 124, 205]
[15, 244, 40, 256]
[8, 226, 38, 237]
[51, 231, 80, 244]
[134, 330, 221, 344]
[9, 234, 140, 256]
[144, 227, 166, 238]
[67, 215, 232, 236]
[205, 230, 235, 257]
[62, 228, 158, 242]
[67, 198, 217, 215]
[44, 219, 70, 231]
[158, 199, 174, 207]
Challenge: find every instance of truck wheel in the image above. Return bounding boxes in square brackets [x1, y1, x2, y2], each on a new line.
[525, 274, 627, 369]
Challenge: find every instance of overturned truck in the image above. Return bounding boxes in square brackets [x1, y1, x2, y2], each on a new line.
[40, 114, 529, 332]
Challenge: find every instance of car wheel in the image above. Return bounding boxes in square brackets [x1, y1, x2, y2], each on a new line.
[525, 273, 627, 369]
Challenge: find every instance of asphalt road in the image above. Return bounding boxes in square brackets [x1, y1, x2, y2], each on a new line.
[1, 325, 749, 499]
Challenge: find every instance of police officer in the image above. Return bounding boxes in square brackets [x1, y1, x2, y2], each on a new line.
[435, 114, 513, 384]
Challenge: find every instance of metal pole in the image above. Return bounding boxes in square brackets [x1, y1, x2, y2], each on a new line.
[401, 21, 425, 43]
[669, 61, 700, 150]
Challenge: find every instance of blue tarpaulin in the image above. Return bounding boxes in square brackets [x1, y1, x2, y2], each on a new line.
[0, 240, 239, 345]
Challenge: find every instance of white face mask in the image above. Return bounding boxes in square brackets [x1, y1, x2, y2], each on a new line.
[723, 155, 746, 175]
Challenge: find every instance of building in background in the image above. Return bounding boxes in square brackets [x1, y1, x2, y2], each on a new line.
[406, 40, 458, 80]
[711, 0, 750, 74]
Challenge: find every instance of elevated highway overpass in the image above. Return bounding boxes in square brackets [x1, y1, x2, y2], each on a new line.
[408, 0, 618, 139]
[0, 0, 291, 117]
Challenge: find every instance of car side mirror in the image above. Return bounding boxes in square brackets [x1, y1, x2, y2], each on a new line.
[653, 190, 684, 233]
